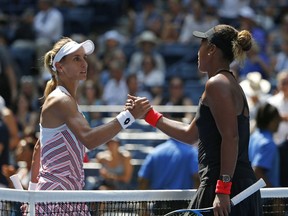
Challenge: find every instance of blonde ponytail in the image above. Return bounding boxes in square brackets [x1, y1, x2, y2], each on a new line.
[41, 37, 72, 100]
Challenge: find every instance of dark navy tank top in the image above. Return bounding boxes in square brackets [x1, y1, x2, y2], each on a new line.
[195, 70, 255, 186]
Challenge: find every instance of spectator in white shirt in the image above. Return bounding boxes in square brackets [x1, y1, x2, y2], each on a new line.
[179, 0, 218, 44]
[267, 70, 288, 145]
[128, 31, 166, 74]
[33, 0, 63, 80]
[102, 60, 128, 106]
[136, 54, 165, 94]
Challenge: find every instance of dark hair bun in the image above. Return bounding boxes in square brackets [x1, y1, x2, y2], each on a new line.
[237, 30, 252, 51]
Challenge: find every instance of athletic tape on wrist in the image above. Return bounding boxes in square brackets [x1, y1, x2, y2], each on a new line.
[116, 110, 135, 129]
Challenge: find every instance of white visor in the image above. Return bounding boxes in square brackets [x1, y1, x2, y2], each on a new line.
[52, 40, 94, 71]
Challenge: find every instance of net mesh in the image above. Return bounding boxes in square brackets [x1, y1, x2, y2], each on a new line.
[0, 188, 288, 215]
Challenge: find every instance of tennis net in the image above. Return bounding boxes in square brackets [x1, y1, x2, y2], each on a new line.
[0, 188, 287, 215]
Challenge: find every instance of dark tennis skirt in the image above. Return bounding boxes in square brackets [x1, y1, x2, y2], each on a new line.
[191, 178, 263, 216]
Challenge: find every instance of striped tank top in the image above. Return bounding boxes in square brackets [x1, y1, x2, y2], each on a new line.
[38, 86, 85, 190]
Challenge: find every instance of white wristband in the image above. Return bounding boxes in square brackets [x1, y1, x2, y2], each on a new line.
[28, 181, 37, 191]
[116, 110, 135, 129]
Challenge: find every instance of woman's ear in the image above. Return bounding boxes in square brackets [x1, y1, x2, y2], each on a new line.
[209, 43, 217, 55]
[55, 62, 63, 72]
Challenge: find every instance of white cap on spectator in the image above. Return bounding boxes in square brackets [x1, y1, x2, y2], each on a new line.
[240, 72, 271, 97]
[136, 31, 159, 45]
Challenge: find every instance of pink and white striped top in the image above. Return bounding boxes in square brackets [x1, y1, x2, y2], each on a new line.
[38, 86, 85, 190]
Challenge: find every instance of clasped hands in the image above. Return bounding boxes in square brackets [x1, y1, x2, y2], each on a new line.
[124, 94, 152, 119]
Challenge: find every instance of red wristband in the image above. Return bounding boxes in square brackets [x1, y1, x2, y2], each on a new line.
[145, 108, 163, 127]
[215, 180, 232, 195]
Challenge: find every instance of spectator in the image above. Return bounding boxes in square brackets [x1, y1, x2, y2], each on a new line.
[33, 0, 63, 80]
[10, 8, 37, 77]
[249, 103, 281, 187]
[138, 138, 199, 190]
[78, 80, 104, 127]
[160, 0, 186, 43]
[239, 71, 271, 128]
[18, 75, 41, 112]
[14, 93, 39, 138]
[33, 0, 63, 44]
[96, 137, 133, 190]
[238, 6, 267, 54]
[179, 0, 218, 45]
[98, 30, 126, 70]
[136, 54, 165, 95]
[217, 0, 249, 27]
[128, 30, 166, 74]
[154, 76, 194, 122]
[126, 73, 153, 101]
[127, 0, 163, 37]
[0, 31, 18, 108]
[267, 13, 288, 57]
[102, 60, 128, 106]
[272, 38, 288, 74]
[100, 48, 128, 86]
[138, 138, 199, 214]
[0, 97, 10, 188]
[267, 70, 288, 145]
[0, 96, 20, 166]
[2, 136, 36, 189]
[233, 42, 272, 81]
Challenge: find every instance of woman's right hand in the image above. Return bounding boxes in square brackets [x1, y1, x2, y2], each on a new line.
[126, 95, 152, 119]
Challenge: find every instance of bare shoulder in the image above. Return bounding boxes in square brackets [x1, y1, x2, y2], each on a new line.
[41, 90, 77, 127]
[96, 151, 110, 160]
[206, 74, 232, 99]
[44, 91, 76, 113]
[205, 73, 242, 114]
[121, 149, 132, 159]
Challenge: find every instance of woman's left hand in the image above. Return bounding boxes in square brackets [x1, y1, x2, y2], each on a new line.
[213, 194, 231, 216]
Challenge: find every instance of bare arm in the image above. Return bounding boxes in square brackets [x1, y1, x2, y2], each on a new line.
[30, 139, 40, 183]
[128, 95, 199, 145]
[45, 95, 151, 150]
[156, 117, 198, 144]
[2, 108, 20, 150]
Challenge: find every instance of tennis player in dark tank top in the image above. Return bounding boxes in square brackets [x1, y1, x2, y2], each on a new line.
[129, 24, 262, 215]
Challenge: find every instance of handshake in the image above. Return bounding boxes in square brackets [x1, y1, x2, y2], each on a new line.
[116, 94, 163, 129]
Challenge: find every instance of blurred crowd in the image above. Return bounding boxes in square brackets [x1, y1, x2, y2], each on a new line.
[0, 0, 288, 189]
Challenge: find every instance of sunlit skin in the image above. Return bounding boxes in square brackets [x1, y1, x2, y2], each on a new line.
[56, 47, 88, 85]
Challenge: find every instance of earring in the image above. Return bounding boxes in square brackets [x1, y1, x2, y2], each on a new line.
[208, 53, 210, 56]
